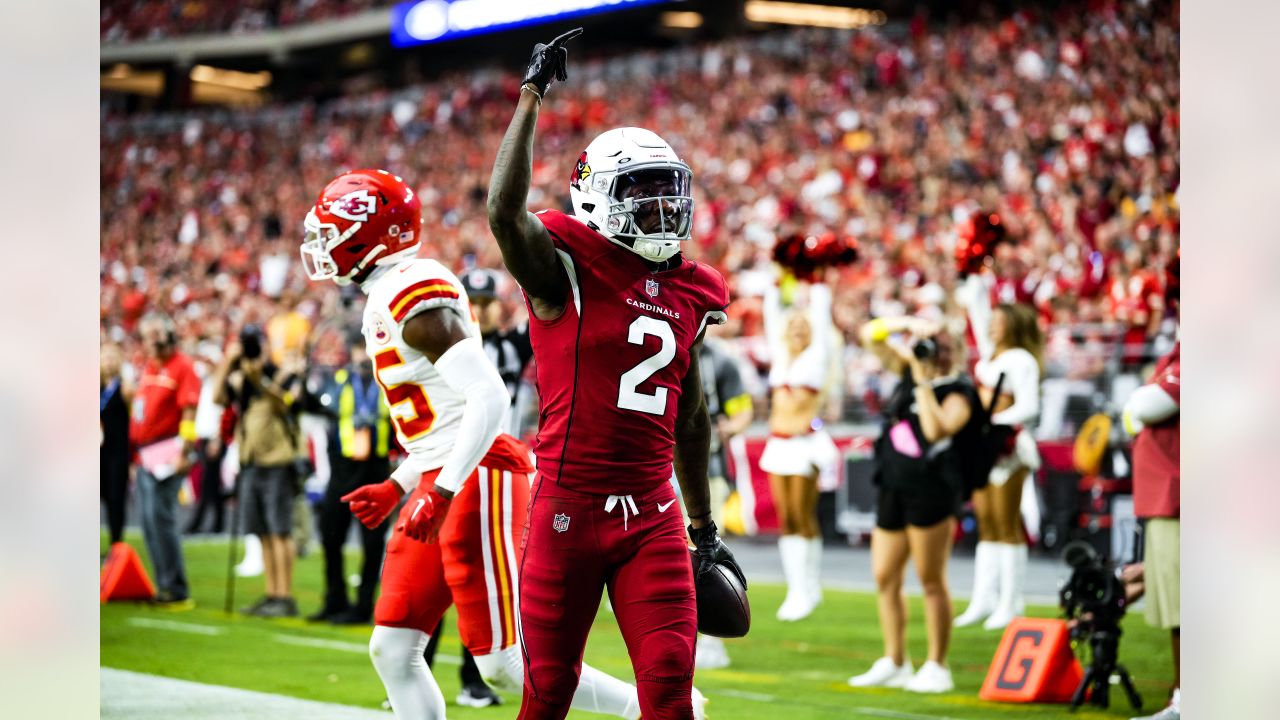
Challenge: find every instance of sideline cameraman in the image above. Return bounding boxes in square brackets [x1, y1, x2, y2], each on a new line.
[848, 316, 979, 694]
[212, 326, 305, 618]
[1122, 340, 1180, 720]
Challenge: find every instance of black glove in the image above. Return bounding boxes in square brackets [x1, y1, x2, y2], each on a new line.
[688, 520, 747, 590]
[522, 27, 583, 98]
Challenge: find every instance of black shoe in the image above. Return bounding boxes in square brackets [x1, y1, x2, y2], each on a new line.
[457, 682, 502, 708]
[240, 596, 273, 616]
[152, 591, 195, 612]
[307, 605, 349, 623]
[328, 608, 372, 625]
[256, 597, 298, 618]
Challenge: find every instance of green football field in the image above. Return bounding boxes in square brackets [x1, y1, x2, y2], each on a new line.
[101, 533, 1173, 719]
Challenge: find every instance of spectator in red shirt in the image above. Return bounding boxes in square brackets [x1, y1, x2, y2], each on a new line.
[1122, 341, 1180, 719]
[130, 312, 202, 608]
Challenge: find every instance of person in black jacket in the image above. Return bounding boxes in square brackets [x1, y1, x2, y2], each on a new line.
[100, 343, 130, 547]
[848, 316, 979, 694]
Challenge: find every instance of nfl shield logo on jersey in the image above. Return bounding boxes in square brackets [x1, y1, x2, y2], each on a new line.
[553, 513, 571, 533]
[645, 278, 660, 298]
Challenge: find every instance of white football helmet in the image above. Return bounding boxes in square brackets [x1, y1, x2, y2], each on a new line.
[568, 127, 693, 263]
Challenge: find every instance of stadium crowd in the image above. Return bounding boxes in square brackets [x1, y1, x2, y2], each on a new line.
[100, 0, 1180, 428]
[101, 0, 394, 42]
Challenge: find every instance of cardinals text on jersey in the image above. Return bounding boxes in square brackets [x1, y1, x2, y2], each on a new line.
[525, 210, 729, 495]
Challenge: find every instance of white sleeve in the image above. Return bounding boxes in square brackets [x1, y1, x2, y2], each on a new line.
[991, 351, 1041, 426]
[960, 274, 996, 362]
[390, 338, 510, 495]
[1124, 384, 1179, 425]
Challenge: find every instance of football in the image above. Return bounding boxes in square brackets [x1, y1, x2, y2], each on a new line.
[690, 548, 751, 638]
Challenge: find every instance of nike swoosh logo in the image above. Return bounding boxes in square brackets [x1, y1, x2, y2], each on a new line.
[411, 498, 426, 521]
[657, 500, 675, 513]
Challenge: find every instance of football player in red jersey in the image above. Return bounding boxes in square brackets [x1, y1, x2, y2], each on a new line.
[302, 169, 678, 720]
[488, 29, 745, 720]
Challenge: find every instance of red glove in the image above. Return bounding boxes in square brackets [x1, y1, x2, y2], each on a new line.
[398, 488, 453, 543]
[341, 480, 404, 529]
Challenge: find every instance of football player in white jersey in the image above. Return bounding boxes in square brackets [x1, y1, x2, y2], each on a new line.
[301, 169, 700, 719]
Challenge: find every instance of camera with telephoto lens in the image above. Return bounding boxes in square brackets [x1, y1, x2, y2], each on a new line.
[239, 325, 264, 362]
[912, 337, 938, 361]
[1058, 540, 1143, 711]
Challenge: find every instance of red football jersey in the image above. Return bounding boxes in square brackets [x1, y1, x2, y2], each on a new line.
[526, 210, 730, 495]
[1133, 343, 1180, 519]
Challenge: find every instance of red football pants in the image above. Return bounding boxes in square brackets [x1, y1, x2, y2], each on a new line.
[517, 477, 696, 720]
[375, 459, 529, 656]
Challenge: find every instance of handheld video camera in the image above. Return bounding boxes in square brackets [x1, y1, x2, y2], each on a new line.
[1059, 540, 1127, 628]
[239, 325, 265, 362]
[1058, 540, 1143, 711]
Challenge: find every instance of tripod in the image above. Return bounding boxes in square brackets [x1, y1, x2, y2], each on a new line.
[1070, 626, 1143, 711]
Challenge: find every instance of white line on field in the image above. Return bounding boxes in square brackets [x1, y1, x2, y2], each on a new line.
[713, 687, 963, 720]
[127, 618, 225, 635]
[716, 688, 778, 702]
[271, 634, 460, 664]
[852, 708, 965, 720]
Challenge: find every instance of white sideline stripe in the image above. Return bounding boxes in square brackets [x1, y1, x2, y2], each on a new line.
[127, 618, 225, 635]
[718, 687, 963, 720]
[716, 688, 777, 702]
[271, 634, 461, 664]
[102, 668, 391, 720]
[853, 708, 965, 720]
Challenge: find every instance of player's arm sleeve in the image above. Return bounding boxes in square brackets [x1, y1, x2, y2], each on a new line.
[1123, 382, 1179, 427]
[991, 352, 1041, 426]
[390, 338, 509, 495]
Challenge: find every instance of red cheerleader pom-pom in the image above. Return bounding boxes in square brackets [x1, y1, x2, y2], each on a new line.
[773, 232, 859, 282]
[955, 212, 1008, 277]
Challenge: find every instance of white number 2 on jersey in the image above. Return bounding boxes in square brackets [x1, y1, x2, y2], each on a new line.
[617, 316, 676, 415]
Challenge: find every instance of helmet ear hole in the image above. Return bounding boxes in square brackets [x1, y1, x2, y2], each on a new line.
[580, 203, 596, 213]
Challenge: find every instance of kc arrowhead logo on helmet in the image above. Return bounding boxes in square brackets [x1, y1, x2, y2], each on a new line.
[330, 189, 378, 222]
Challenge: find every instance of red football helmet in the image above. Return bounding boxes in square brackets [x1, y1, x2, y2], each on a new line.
[301, 169, 422, 285]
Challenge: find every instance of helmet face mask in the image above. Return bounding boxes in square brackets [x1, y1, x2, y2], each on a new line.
[569, 128, 694, 263]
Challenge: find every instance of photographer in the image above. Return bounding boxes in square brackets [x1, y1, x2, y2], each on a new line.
[848, 316, 978, 694]
[212, 325, 305, 618]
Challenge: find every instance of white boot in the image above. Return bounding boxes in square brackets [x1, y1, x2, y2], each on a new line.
[776, 535, 812, 621]
[234, 534, 263, 578]
[984, 543, 1027, 630]
[806, 536, 824, 609]
[955, 541, 999, 627]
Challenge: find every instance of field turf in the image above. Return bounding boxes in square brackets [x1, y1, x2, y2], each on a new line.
[101, 533, 1174, 719]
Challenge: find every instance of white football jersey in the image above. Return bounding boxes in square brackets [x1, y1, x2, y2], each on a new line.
[362, 258, 477, 470]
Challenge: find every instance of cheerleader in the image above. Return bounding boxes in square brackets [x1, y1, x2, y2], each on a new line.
[760, 277, 839, 622]
[954, 275, 1044, 630]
